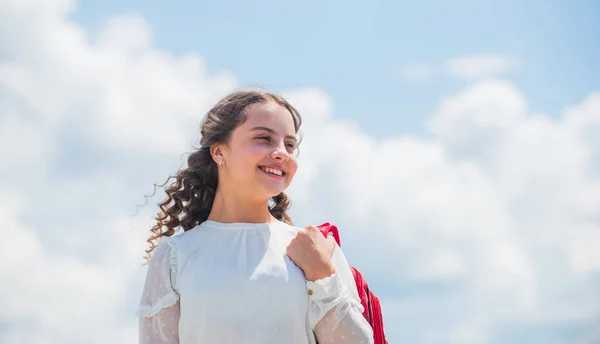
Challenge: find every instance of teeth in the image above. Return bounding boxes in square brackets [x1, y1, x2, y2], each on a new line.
[262, 167, 283, 176]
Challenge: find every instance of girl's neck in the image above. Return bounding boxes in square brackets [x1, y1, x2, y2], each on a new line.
[207, 188, 275, 224]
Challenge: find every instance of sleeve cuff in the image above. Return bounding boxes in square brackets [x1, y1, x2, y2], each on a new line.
[306, 269, 344, 300]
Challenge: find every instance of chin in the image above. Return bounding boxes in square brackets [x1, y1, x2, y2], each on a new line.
[263, 186, 287, 199]
[254, 178, 291, 199]
[256, 180, 290, 198]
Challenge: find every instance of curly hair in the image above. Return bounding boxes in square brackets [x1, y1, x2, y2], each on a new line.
[142, 90, 302, 261]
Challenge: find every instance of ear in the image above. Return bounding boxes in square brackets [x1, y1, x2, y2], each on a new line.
[210, 143, 224, 164]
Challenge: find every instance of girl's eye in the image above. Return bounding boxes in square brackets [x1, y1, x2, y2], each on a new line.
[257, 136, 296, 151]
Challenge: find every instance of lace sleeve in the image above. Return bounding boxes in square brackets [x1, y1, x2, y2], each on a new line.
[137, 239, 180, 343]
[308, 245, 374, 344]
[139, 302, 180, 343]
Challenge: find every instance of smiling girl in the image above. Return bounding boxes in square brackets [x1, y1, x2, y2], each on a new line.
[137, 90, 373, 344]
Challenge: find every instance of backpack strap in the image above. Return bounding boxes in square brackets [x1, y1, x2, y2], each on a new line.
[317, 222, 389, 344]
[367, 290, 388, 344]
[317, 222, 341, 247]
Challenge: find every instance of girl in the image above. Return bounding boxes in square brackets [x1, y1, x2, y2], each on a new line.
[137, 90, 374, 343]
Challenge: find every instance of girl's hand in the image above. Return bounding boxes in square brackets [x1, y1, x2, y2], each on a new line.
[286, 225, 336, 282]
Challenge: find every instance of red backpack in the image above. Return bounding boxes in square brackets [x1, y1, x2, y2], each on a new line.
[317, 222, 388, 344]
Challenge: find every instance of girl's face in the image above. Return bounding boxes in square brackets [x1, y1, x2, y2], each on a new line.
[215, 101, 299, 201]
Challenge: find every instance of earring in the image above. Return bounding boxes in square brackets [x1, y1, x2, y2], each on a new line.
[218, 159, 224, 167]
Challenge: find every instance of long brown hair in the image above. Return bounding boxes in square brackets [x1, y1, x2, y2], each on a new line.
[142, 90, 302, 261]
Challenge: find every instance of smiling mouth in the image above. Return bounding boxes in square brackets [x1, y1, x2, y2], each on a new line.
[259, 166, 286, 177]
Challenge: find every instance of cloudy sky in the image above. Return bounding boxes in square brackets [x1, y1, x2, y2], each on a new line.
[1, 0, 599, 343]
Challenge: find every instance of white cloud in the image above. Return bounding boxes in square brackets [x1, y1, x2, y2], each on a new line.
[398, 53, 517, 82]
[1, 1, 599, 343]
[444, 53, 517, 79]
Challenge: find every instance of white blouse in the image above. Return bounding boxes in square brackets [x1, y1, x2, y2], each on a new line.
[137, 220, 374, 344]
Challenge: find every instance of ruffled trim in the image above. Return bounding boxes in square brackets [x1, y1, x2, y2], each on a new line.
[306, 270, 341, 299]
[137, 292, 180, 318]
[137, 237, 180, 318]
[155, 236, 179, 290]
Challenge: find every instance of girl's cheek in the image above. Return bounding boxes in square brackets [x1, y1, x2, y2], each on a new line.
[247, 144, 270, 156]
[287, 158, 298, 175]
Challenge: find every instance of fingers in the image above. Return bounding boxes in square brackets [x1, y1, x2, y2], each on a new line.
[293, 225, 318, 239]
[304, 225, 319, 232]
[292, 225, 325, 245]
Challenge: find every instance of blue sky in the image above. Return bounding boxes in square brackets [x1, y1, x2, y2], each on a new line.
[71, 0, 600, 137]
[2, 0, 600, 343]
